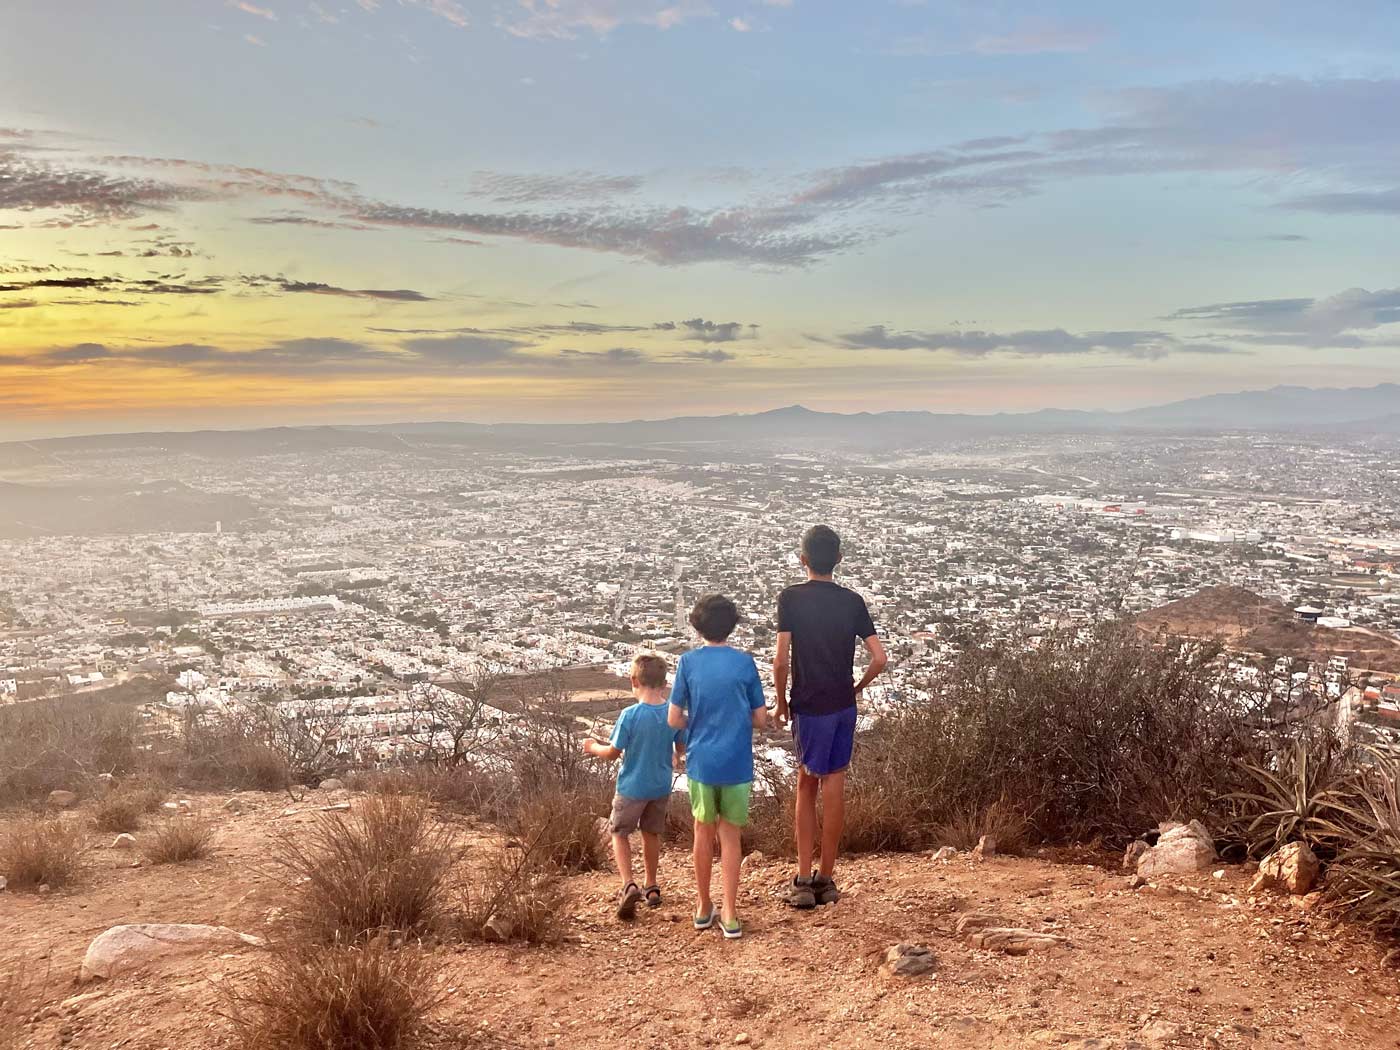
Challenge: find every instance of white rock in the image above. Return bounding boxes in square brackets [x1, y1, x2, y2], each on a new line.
[971, 835, 997, 860]
[319, 778, 345, 791]
[1123, 840, 1149, 870]
[222, 798, 243, 814]
[80, 923, 265, 983]
[1137, 821, 1216, 877]
[49, 789, 79, 809]
[931, 846, 958, 863]
[110, 834, 137, 850]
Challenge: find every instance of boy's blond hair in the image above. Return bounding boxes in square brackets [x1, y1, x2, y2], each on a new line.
[631, 653, 668, 689]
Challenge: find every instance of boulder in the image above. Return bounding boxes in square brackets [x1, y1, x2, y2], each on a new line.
[80, 923, 265, 983]
[110, 834, 137, 850]
[222, 798, 244, 814]
[1123, 840, 1149, 871]
[882, 943, 936, 977]
[972, 835, 997, 860]
[319, 778, 345, 791]
[966, 927, 1069, 955]
[1137, 821, 1216, 878]
[1249, 842, 1319, 896]
[49, 790, 79, 809]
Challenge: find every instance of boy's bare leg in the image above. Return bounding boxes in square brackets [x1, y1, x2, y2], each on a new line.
[795, 768, 820, 879]
[693, 819, 716, 916]
[641, 831, 660, 888]
[818, 771, 846, 879]
[716, 819, 743, 925]
[612, 833, 634, 888]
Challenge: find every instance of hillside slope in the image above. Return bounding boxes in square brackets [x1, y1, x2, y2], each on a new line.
[1134, 585, 1400, 673]
[3, 790, 1398, 1050]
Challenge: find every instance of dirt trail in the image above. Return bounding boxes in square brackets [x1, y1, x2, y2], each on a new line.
[3, 791, 1398, 1050]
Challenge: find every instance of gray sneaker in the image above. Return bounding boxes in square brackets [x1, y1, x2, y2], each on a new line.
[786, 875, 816, 909]
[812, 874, 841, 905]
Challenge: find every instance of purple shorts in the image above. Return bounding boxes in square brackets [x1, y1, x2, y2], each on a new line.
[793, 706, 857, 776]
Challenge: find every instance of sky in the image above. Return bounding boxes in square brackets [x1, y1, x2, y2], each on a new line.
[3, 0, 1400, 439]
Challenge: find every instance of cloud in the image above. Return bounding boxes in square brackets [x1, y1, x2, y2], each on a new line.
[228, 1, 277, 20]
[469, 170, 644, 204]
[250, 277, 434, 302]
[0, 299, 37, 310]
[729, 16, 751, 31]
[674, 348, 734, 362]
[972, 20, 1105, 55]
[348, 200, 853, 267]
[1281, 188, 1400, 216]
[1166, 285, 1400, 348]
[0, 154, 206, 224]
[679, 317, 752, 342]
[400, 333, 529, 364]
[247, 214, 377, 230]
[244, 33, 268, 46]
[498, 0, 714, 39]
[829, 325, 1236, 360]
[557, 347, 647, 365]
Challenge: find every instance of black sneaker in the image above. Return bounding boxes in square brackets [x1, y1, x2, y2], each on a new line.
[786, 875, 816, 909]
[812, 874, 842, 905]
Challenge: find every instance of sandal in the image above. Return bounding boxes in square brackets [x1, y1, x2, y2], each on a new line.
[617, 882, 643, 921]
[644, 885, 662, 908]
[693, 906, 716, 930]
[721, 916, 743, 940]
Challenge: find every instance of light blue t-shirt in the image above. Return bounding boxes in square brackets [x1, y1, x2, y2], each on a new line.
[610, 700, 682, 801]
[668, 645, 766, 787]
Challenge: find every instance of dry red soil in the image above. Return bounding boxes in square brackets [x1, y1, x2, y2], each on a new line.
[3, 790, 1399, 1050]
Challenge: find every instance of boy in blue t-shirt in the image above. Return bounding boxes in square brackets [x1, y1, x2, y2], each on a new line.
[583, 653, 686, 920]
[668, 594, 769, 940]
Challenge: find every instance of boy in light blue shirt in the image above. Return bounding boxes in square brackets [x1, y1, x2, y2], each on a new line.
[668, 594, 769, 940]
[583, 653, 686, 920]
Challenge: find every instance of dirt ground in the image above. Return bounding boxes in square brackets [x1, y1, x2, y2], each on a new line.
[4, 790, 1399, 1050]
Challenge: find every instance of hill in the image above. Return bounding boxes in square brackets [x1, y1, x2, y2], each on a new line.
[1133, 585, 1400, 673]
[2, 788, 1397, 1050]
[3, 383, 1400, 459]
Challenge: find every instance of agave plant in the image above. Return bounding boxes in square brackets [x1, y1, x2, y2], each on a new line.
[1324, 750, 1400, 934]
[1224, 734, 1361, 860]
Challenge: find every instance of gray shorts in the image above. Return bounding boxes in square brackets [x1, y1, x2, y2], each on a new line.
[609, 794, 668, 836]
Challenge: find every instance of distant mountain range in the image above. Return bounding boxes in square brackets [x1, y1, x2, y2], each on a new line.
[4, 382, 1399, 462]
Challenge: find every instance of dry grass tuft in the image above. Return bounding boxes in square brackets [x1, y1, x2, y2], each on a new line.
[275, 791, 458, 944]
[0, 817, 85, 890]
[510, 787, 609, 873]
[142, 817, 215, 864]
[92, 792, 146, 833]
[932, 798, 1030, 854]
[224, 939, 443, 1050]
[456, 846, 566, 945]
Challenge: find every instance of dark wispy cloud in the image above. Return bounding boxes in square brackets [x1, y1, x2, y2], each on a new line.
[247, 213, 378, 231]
[557, 347, 647, 365]
[829, 325, 1237, 360]
[1166, 285, 1400, 348]
[673, 348, 735, 362]
[469, 170, 645, 204]
[242, 275, 434, 302]
[1281, 188, 1400, 216]
[678, 317, 754, 342]
[0, 154, 206, 224]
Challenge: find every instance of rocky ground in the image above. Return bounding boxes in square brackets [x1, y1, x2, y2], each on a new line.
[3, 789, 1399, 1050]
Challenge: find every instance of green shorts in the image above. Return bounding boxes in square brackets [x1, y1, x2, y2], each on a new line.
[688, 780, 752, 827]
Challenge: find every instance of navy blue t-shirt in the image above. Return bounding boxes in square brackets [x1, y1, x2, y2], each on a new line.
[777, 580, 877, 716]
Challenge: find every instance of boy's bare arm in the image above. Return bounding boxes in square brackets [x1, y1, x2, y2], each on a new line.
[854, 634, 888, 694]
[772, 631, 792, 727]
[668, 703, 688, 730]
[751, 705, 769, 730]
[581, 738, 622, 761]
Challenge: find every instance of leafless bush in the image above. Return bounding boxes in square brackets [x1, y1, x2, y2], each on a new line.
[0, 690, 146, 807]
[142, 817, 215, 864]
[510, 785, 610, 874]
[931, 798, 1031, 854]
[274, 791, 458, 944]
[224, 939, 443, 1050]
[92, 791, 146, 833]
[0, 817, 85, 890]
[456, 846, 566, 945]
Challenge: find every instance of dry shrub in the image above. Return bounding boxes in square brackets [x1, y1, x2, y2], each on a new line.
[456, 847, 566, 945]
[840, 773, 926, 854]
[225, 939, 443, 1050]
[931, 798, 1030, 854]
[0, 692, 143, 807]
[92, 791, 147, 833]
[275, 791, 457, 944]
[355, 764, 508, 817]
[0, 817, 85, 890]
[511, 787, 609, 873]
[142, 817, 215, 864]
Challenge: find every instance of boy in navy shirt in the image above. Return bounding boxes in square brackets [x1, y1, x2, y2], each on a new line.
[668, 594, 769, 940]
[774, 525, 887, 909]
[583, 653, 686, 920]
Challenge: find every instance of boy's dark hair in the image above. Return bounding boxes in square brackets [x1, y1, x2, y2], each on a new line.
[801, 525, 842, 576]
[689, 593, 739, 643]
[631, 653, 668, 689]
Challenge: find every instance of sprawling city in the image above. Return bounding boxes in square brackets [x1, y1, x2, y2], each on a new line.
[4, 417, 1399, 763]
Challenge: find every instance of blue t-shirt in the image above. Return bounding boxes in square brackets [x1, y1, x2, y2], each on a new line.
[669, 645, 766, 787]
[610, 701, 682, 801]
